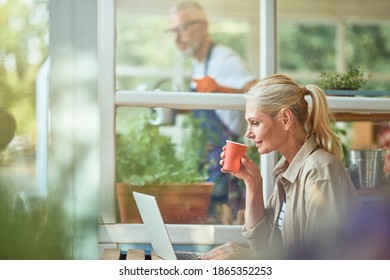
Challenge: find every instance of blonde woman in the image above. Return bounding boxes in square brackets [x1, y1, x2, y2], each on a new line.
[200, 74, 364, 259]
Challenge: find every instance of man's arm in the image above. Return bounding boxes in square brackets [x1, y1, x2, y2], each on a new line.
[193, 76, 257, 94]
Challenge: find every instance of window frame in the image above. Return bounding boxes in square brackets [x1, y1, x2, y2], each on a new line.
[97, 0, 274, 249]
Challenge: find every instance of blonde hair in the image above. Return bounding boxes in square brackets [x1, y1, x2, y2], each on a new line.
[170, 1, 208, 21]
[244, 74, 344, 163]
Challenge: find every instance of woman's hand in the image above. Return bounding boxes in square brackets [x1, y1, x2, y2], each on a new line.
[220, 146, 262, 184]
[220, 145, 265, 229]
[199, 242, 257, 260]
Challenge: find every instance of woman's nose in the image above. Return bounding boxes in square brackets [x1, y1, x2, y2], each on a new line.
[245, 130, 253, 138]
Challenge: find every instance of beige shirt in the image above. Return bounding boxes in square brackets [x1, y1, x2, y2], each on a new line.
[241, 136, 363, 257]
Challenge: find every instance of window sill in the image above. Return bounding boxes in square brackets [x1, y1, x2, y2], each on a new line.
[98, 223, 247, 246]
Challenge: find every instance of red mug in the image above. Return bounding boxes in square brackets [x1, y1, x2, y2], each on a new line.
[223, 140, 248, 172]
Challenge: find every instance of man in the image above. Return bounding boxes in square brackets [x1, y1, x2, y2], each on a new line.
[166, 2, 257, 223]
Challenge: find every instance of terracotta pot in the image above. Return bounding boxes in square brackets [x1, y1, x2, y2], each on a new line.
[116, 182, 214, 224]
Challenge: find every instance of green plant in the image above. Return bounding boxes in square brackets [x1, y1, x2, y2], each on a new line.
[0, 184, 71, 259]
[116, 112, 209, 185]
[332, 123, 350, 165]
[318, 61, 370, 90]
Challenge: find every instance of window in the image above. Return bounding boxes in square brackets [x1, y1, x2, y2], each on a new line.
[112, 0, 390, 227]
[98, 2, 390, 253]
[115, 0, 259, 225]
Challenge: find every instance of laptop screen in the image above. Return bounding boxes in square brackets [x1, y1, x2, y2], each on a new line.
[133, 191, 178, 260]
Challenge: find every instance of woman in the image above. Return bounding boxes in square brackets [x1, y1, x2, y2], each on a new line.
[200, 74, 363, 259]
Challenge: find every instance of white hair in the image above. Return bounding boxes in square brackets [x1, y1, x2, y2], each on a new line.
[170, 1, 208, 21]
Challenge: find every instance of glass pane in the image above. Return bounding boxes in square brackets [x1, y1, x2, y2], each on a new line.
[277, 0, 390, 189]
[115, 0, 258, 92]
[115, 1, 260, 225]
[0, 0, 72, 259]
[346, 23, 390, 90]
[114, 0, 390, 227]
[115, 107, 259, 225]
[277, 0, 390, 89]
[278, 23, 336, 73]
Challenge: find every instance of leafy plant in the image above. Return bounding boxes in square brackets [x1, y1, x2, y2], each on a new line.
[0, 184, 71, 259]
[1, 0, 48, 136]
[318, 60, 370, 90]
[332, 123, 350, 165]
[116, 112, 209, 185]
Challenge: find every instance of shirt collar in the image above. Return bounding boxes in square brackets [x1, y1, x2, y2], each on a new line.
[272, 136, 318, 183]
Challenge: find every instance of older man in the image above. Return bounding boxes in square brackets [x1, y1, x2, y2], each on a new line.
[167, 2, 257, 223]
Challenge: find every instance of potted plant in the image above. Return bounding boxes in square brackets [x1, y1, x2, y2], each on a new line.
[115, 109, 213, 224]
[317, 60, 368, 174]
[318, 60, 370, 90]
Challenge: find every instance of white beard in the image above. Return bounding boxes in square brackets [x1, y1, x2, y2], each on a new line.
[180, 46, 195, 57]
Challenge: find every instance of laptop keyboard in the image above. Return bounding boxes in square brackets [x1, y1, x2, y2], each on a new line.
[175, 252, 200, 260]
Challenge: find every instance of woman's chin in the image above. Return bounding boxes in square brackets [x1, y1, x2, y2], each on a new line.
[258, 147, 272, 155]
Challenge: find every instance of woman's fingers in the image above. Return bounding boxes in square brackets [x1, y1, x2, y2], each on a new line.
[200, 243, 254, 260]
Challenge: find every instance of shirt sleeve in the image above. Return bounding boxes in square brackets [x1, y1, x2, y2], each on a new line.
[241, 212, 270, 250]
[241, 191, 278, 252]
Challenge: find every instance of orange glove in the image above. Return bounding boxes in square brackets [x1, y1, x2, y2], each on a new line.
[192, 76, 232, 93]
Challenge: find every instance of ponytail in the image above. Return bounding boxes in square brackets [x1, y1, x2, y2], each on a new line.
[305, 85, 344, 163]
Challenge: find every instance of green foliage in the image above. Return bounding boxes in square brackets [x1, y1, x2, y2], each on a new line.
[278, 24, 336, 72]
[0, 0, 48, 135]
[278, 23, 390, 90]
[332, 123, 350, 164]
[0, 186, 71, 259]
[347, 25, 390, 74]
[116, 112, 209, 185]
[318, 60, 370, 90]
[246, 144, 261, 165]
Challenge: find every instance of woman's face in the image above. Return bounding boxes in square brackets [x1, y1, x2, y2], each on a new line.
[244, 101, 286, 155]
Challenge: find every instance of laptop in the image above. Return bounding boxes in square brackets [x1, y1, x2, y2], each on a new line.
[133, 191, 201, 260]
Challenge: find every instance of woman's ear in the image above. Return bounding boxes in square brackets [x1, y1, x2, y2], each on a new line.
[281, 108, 293, 129]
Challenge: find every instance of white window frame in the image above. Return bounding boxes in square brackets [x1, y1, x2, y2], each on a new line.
[97, 0, 277, 249]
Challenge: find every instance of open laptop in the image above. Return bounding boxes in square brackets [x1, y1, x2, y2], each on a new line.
[133, 191, 201, 260]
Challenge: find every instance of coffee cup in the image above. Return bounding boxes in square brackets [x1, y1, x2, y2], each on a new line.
[223, 140, 248, 172]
